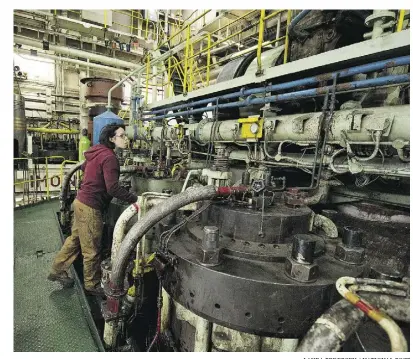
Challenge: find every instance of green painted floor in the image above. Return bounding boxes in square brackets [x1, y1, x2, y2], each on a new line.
[14, 200, 99, 352]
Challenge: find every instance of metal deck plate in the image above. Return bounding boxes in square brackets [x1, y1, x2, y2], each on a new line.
[14, 201, 99, 352]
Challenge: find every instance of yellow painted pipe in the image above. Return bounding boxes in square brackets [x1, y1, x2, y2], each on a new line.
[264, 9, 286, 21]
[28, 128, 80, 134]
[155, 10, 211, 51]
[256, 10, 266, 74]
[397, 10, 406, 32]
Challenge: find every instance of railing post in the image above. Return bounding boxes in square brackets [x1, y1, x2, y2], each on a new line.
[397, 10, 406, 32]
[207, 34, 211, 86]
[283, 10, 292, 64]
[145, 54, 150, 105]
[167, 57, 172, 98]
[256, 9, 266, 75]
[183, 25, 191, 94]
[45, 157, 50, 200]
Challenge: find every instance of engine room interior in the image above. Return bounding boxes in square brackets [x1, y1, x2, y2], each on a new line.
[13, 8, 410, 353]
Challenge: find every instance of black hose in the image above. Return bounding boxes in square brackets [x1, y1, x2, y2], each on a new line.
[59, 161, 84, 210]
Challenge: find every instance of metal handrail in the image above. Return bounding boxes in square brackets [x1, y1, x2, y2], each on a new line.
[397, 10, 406, 32]
[14, 156, 80, 201]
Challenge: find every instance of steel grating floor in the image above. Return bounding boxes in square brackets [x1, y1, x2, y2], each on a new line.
[14, 200, 100, 352]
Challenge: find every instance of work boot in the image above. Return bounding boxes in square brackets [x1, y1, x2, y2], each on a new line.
[47, 271, 74, 288]
[84, 285, 106, 297]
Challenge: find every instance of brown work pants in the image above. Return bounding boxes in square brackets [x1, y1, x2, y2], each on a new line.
[52, 199, 103, 289]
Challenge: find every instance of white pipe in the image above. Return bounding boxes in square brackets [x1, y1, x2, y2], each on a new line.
[336, 277, 408, 352]
[111, 203, 140, 263]
[313, 213, 338, 238]
[14, 35, 137, 69]
[161, 288, 171, 332]
[182, 170, 202, 192]
[280, 338, 299, 352]
[175, 301, 211, 351]
[105, 193, 169, 348]
[104, 201, 139, 347]
[194, 316, 210, 352]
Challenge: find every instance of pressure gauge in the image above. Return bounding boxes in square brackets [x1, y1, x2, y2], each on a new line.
[250, 123, 259, 134]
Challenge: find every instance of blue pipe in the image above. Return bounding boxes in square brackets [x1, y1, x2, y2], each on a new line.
[148, 56, 410, 115]
[288, 10, 311, 39]
[146, 74, 409, 121]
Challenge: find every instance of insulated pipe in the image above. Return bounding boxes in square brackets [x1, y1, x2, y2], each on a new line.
[130, 105, 410, 145]
[297, 294, 410, 352]
[110, 186, 247, 289]
[312, 214, 338, 238]
[148, 56, 410, 115]
[336, 277, 408, 352]
[111, 203, 140, 263]
[147, 74, 410, 120]
[181, 170, 202, 192]
[15, 48, 130, 75]
[303, 180, 341, 206]
[14, 35, 137, 69]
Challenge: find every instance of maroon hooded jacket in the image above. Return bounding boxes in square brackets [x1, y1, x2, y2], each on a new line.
[76, 144, 137, 211]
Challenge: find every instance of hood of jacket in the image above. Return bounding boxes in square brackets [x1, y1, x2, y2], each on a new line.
[84, 144, 114, 161]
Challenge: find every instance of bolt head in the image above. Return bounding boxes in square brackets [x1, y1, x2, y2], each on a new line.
[284, 257, 319, 283]
[334, 244, 365, 265]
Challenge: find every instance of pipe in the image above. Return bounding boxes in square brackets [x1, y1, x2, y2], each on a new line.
[110, 185, 247, 289]
[288, 10, 311, 40]
[148, 56, 410, 115]
[297, 293, 410, 352]
[397, 148, 410, 162]
[27, 127, 80, 134]
[15, 47, 130, 75]
[313, 213, 338, 238]
[344, 130, 382, 162]
[111, 203, 140, 263]
[161, 288, 171, 333]
[174, 301, 211, 351]
[110, 186, 217, 288]
[14, 35, 137, 69]
[194, 316, 211, 352]
[336, 277, 408, 352]
[147, 73, 410, 121]
[181, 170, 202, 192]
[302, 180, 341, 205]
[107, 50, 175, 109]
[336, 204, 410, 224]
